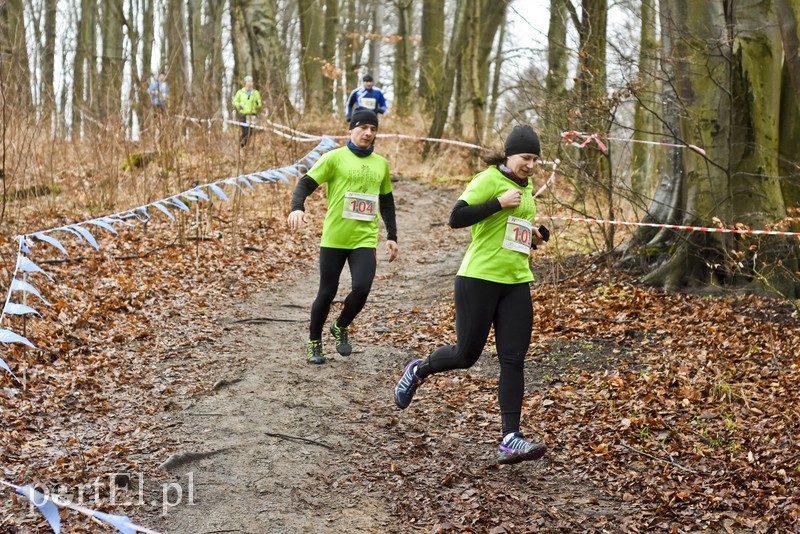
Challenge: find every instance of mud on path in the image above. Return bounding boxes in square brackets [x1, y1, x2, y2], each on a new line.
[145, 178, 631, 533]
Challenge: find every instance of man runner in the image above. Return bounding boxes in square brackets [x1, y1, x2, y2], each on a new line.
[288, 109, 398, 364]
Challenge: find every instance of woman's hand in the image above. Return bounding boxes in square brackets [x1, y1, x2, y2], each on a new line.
[287, 210, 307, 231]
[497, 188, 522, 209]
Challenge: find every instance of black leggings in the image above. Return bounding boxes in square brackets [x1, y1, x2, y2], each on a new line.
[310, 247, 377, 341]
[416, 276, 532, 435]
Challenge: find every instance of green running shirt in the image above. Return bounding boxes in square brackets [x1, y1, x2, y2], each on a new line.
[307, 146, 392, 249]
[456, 166, 537, 284]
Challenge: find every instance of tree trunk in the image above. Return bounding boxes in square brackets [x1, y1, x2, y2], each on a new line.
[640, 0, 799, 297]
[465, 0, 483, 143]
[393, 0, 414, 116]
[631, 0, 662, 203]
[140, 0, 154, 110]
[486, 9, 505, 133]
[298, 0, 326, 113]
[543, 0, 568, 144]
[778, 0, 800, 222]
[419, 0, 444, 114]
[72, 0, 95, 134]
[575, 0, 612, 251]
[43, 0, 56, 109]
[322, 0, 340, 114]
[100, 0, 125, 120]
[126, 0, 142, 131]
[0, 0, 33, 108]
[625, 1, 684, 254]
[165, 0, 188, 112]
[188, 0, 207, 113]
[425, 0, 468, 157]
[367, 0, 383, 82]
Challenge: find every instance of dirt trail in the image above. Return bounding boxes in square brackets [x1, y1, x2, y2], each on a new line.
[145, 177, 628, 533]
[147, 178, 465, 533]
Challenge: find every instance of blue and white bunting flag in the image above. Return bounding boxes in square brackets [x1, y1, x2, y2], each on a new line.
[16, 485, 61, 533]
[92, 510, 136, 534]
[10, 279, 51, 306]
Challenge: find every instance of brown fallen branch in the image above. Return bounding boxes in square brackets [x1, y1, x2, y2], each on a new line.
[619, 441, 698, 474]
[231, 317, 303, 324]
[264, 432, 334, 451]
[39, 244, 178, 264]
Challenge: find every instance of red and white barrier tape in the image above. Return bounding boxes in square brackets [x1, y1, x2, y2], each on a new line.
[561, 130, 707, 156]
[539, 215, 800, 237]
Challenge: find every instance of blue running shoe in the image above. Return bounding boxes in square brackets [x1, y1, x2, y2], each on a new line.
[497, 432, 547, 465]
[395, 359, 425, 409]
[330, 320, 351, 356]
[307, 339, 325, 365]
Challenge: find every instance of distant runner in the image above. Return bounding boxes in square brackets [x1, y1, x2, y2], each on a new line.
[288, 109, 398, 364]
[394, 125, 549, 465]
[232, 75, 263, 148]
[345, 74, 387, 123]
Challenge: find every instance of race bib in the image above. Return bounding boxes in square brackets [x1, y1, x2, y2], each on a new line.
[502, 216, 533, 255]
[359, 97, 377, 110]
[342, 192, 378, 221]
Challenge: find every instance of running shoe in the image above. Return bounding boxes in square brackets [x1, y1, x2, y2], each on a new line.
[394, 359, 425, 409]
[497, 432, 547, 465]
[307, 339, 325, 365]
[330, 320, 352, 356]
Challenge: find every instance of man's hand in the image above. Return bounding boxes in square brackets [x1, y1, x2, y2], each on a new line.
[498, 189, 522, 209]
[287, 210, 307, 231]
[386, 240, 398, 262]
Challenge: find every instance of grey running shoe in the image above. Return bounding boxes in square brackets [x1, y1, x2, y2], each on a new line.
[330, 320, 352, 356]
[307, 339, 325, 365]
[497, 432, 547, 465]
[395, 359, 425, 409]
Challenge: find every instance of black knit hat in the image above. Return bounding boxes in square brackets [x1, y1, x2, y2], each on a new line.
[350, 108, 379, 130]
[504, 125, 541, 157]
[363, 74, 374, 82]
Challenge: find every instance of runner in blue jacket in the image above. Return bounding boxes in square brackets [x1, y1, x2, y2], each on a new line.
[345, 75, 387, 122]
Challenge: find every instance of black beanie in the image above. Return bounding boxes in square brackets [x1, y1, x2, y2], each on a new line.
[504, 125, 541, 157]
[350, 109, 379, 130]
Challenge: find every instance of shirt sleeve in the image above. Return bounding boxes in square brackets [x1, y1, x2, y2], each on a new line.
[306, 151, 335, 186]
[290, 175, 320, 212]
[379, 161, 392, 195]
[449, 199, 502, 228]
[458, 173, 495, 205]
[379, 193, 397, 242]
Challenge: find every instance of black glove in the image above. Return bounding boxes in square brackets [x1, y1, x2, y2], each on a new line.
[532, 225, 549, 250]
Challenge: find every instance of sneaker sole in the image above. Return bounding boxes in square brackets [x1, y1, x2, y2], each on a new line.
[307, 357, 326, 365]
[497, 443, 547, 465]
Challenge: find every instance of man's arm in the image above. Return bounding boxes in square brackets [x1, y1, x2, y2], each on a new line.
[378, 192, 397, 242]
[377, 91, 387, 114]
[345, 90, 357, 119]
[290, 175, 320, 212]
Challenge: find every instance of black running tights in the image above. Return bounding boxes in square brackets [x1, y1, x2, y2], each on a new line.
[310, 247, 377, 341]
[416, 276, 532, 435]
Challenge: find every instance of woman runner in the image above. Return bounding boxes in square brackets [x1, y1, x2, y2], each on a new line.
[394, 125, 547, 465]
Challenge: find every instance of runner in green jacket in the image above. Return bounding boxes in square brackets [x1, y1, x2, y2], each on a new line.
[288, 109, 399, 364]
[232, 76, 263, 147]
[394, 125, 549, 465]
